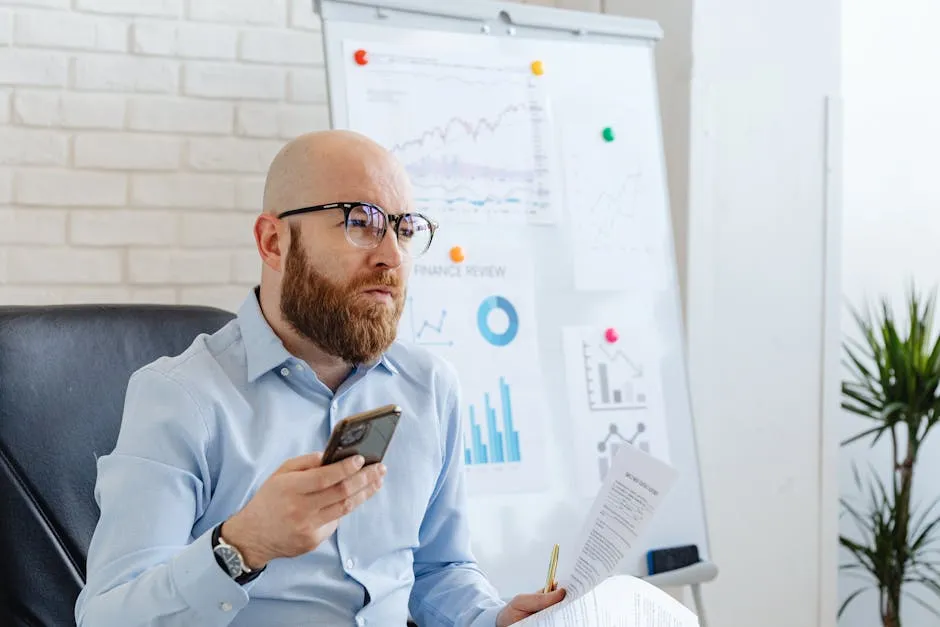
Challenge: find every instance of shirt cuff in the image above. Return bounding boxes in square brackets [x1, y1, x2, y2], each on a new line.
[468, 605, 504, 627]
[171, 527, 251, 623]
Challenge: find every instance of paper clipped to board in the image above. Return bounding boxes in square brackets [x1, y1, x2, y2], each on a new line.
[518, 443, 691, 625]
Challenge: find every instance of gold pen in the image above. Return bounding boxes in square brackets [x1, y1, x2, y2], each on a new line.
[543, 543, 559, 593]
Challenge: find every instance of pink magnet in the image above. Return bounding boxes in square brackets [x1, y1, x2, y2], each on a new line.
[604, 327, 619, 343]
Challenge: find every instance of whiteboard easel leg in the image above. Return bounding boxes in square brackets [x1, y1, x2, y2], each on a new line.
[691, 583, 708, 627]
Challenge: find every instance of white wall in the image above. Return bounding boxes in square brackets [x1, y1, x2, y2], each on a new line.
[839, 0, 940, 625]
[0, 0, 330, 311]
[687, 0, 841, 626]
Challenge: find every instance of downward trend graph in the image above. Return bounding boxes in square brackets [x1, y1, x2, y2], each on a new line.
[345, 45, 557, 224]
[581, 340, 649, 411]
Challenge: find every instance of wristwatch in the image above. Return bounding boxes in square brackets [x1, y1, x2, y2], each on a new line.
[211, 523, 264, 585]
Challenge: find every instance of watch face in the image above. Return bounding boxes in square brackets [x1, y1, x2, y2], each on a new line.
[216, 545, 243, 578]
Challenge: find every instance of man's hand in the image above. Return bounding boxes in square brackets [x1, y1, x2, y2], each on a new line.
[496, 586, 566, 626]
[221, 452, 386, 569]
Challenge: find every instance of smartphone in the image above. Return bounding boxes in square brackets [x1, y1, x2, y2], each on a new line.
[321, 404, 402, 466]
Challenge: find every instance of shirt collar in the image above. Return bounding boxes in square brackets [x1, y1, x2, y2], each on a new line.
[237, 287, 400, 382]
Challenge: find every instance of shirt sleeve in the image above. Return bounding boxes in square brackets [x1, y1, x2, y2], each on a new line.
[409, 370, 506, 627]
[75, 366, 254, 627]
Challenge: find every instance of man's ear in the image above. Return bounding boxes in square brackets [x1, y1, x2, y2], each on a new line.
[254, 214, 285, 272]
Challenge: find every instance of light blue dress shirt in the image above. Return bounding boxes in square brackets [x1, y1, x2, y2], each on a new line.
[75, 289, 506, 627]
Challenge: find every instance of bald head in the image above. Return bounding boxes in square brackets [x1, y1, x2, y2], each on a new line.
[262, 130, 412, 217]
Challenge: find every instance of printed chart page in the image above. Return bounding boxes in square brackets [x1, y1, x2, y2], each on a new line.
[562, 326, 672, 497]
[342, 39, 559, 226]
[554, 43, 672, 292]
[556, 442, 678, 601]
[515, 575, 699, 627]
[397, 241, 549, 495]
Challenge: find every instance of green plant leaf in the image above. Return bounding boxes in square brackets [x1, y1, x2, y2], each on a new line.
[838, 588, 869, 619]
[903, 590, 940, 619]
[841, 424, 891, 447]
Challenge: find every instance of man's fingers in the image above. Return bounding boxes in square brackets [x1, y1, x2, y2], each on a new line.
[511, 588, 566, 613]
[318, 474, 384, 521]
[296, 455, 366, 492]
[317, 464, 386, 507]
[278, 452, 324, 473]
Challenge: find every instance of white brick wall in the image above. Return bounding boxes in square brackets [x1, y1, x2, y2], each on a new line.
[14, 91, 126, 129]
[14, 11, 127, 52]
[0, 0, 329, 311]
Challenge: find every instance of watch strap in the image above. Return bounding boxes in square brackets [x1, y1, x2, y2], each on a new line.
[211, 522, 265, 585]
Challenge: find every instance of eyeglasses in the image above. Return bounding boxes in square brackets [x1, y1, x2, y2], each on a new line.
[277, 202, 438, 258]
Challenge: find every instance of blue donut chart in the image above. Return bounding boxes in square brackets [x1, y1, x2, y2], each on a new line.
[477, 296, 519, 347]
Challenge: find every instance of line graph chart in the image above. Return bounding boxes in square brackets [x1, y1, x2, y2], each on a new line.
[388, 102, 529, 154]
[344, 43, 557, 224]
[402, 296, 453, 347]
[558, 95, 670, 290]
[578, 171, 651, 255]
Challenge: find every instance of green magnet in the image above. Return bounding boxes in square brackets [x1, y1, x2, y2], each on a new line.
[602, 127, 615, 142]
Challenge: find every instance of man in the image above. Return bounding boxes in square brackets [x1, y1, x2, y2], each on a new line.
[75, 130, 566, 626]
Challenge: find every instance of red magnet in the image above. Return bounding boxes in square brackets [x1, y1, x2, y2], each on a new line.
[604, 327, 619, 343]
[354, 49, 369, 66]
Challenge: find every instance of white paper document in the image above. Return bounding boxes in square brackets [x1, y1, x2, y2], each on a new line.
[557, 442, 678, 601]
[552, 45, 672, 292]
[561, 325, 673, 497]
[343, 39, 560, 226]
[515, 574, 699, 627]
[516, 444, 686, 626]
[397, 238, 550, 495]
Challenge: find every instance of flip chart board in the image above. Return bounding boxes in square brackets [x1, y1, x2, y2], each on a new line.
[314, 0, 714, 599]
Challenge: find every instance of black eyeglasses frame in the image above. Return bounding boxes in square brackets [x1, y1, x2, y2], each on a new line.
[276, 201, 439, 256]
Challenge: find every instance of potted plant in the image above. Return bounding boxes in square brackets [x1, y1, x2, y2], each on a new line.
[839, 286, 940, 627]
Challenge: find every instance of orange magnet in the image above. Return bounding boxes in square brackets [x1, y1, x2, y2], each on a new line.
[604, 327, 619, 343]
[531, 60, 544, 76]
[354, 49, 369, 66]
[449, 246, 465, 263]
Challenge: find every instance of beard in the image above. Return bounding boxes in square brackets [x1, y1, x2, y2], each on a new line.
[280, 238, 405, 365]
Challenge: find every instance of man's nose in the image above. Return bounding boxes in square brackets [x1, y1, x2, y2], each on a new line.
[371, 225, 404, 268]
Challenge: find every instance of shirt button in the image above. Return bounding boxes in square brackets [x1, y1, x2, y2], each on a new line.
[356, 617, 365, 626]
[346, 557, 355, 569]
[280, 367, 290, 376]
[331, 401, 339, 412]
[295, 363, 304, 371]
[219, 601, 232, 612]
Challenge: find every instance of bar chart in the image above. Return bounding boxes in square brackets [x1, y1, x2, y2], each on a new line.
[581, 340, 648, 411]
[464, 376, 522, 466]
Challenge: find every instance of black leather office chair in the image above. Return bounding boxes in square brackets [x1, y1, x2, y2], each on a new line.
[0, 304, 235, 626]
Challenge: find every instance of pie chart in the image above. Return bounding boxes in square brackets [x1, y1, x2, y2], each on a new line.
[477, 296, 519, 347]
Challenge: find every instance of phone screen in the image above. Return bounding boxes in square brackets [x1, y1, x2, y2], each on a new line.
[324, 407, 401, 466]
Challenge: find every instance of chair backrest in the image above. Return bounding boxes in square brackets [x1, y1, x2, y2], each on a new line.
[0, 304, 235, 626]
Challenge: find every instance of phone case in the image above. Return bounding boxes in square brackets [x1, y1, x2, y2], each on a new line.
[322, 404, 402, 466]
